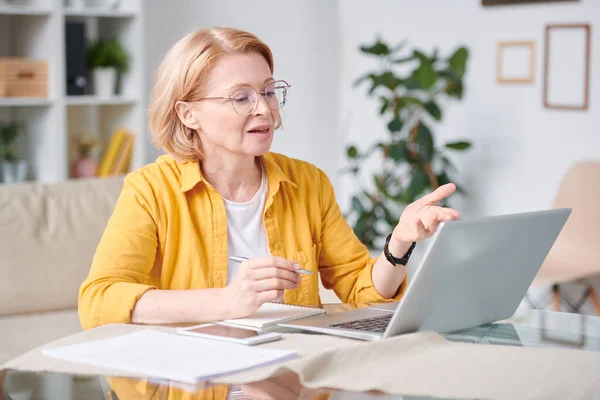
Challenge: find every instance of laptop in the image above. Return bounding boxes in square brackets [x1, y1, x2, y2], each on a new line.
[279, 209, 571, 341]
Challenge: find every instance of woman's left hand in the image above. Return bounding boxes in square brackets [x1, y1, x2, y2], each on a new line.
[391, 183, 461, 246]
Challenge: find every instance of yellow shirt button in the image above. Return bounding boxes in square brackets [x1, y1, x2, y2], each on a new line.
[266, 210, 273, 218]
[273, 243, 281, 250]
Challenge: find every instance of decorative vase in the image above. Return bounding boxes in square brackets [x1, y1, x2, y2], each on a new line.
[71, 137, 100, 178]
[1, 159, 28, 184]
[92, 67, 117, 97]
[71, 156, 97, 178]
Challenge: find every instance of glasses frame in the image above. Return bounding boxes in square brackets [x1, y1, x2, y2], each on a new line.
[197, 80, 291, 116]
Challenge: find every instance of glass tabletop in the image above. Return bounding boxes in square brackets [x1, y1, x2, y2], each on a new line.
[2, 306, 599, 400]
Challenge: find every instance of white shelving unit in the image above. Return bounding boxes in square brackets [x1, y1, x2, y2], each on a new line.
[0, 0, 145, 183]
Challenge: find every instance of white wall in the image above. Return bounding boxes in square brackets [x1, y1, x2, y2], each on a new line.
[338, 0, 600, 218]
[143, 0, 341, 183]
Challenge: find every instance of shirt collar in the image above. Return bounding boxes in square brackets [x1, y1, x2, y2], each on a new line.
[179, 152, 297, 192]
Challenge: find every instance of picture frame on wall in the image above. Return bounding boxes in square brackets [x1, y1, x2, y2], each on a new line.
[482, 0, 578, 6]
[543, 23, 591, 111]
[496, 41, 535, 84]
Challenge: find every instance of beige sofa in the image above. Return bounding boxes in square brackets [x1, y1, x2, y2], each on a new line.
[0, 174, 340, 365]
[0, 176, 124, 365]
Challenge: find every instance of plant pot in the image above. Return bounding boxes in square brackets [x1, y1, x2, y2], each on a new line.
[92, 67, 117, 97]
[1, 159, 28, 184]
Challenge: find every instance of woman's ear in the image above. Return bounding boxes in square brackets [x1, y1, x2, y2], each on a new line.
[175, 101, 200, 130]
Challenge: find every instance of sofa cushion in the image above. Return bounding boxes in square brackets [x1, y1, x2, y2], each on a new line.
[0, 176, 124, 316]
[0, 309, 81, 364]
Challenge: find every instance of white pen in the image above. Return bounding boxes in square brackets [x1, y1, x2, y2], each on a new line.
[229, 256, 314, 275]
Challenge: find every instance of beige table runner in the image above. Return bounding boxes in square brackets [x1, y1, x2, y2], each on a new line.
[3, 323, 600, 400]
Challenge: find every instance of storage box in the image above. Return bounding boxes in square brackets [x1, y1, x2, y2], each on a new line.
[0, 58, 48, 98]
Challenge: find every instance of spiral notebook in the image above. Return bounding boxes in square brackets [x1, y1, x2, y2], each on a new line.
[221, 303, 325, 329]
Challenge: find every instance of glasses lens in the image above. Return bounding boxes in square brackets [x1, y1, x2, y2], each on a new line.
[231, 88, 257, 115]
[264, 81, 288, 110]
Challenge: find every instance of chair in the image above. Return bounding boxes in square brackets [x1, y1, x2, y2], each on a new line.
[530, 161, 600, 315]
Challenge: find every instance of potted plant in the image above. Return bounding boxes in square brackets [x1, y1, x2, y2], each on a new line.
[0, 121, 27, 184]
[87, 39, 128, 97]
[345, 37, 473, 249]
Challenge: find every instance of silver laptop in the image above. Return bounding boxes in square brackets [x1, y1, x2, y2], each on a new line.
[279, 209, 571, 341]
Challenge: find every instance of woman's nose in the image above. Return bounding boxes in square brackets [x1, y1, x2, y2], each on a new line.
[251, 94, 271, 115]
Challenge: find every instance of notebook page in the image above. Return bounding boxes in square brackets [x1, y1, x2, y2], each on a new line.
[43, 329, 297, 384]
[222, 303, 325, 328]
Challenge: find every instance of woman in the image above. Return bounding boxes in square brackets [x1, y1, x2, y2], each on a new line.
[78, 27, 460, 330]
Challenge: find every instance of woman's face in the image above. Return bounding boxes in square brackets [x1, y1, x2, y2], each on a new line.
[191, 53, 280, 159]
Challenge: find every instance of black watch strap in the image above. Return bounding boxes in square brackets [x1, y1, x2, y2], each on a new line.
[384, 233, 416, 266]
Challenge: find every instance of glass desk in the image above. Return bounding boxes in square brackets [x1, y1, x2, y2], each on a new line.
[2, 306, 599, 400]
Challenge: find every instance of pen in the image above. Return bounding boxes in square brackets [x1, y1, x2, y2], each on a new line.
[229, 256, 314, 275]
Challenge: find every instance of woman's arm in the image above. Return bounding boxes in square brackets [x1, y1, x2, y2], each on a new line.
[78, 173, 161, 330]
[131, 287, 233, 324]
[371, 242, 411, 298]
[316, 170, 408, 303]
[131, 255, 301, 324]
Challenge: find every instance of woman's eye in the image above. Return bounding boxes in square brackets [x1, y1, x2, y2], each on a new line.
[234, 96, 249, 103]
[264, 91, 276, 97]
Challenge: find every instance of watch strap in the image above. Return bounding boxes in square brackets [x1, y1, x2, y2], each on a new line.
[384, 233, 416, 266]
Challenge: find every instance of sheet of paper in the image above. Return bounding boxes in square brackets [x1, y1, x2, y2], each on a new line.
[42, 329, 296, 384]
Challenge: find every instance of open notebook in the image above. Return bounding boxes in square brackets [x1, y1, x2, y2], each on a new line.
[221, 303, 325, 329]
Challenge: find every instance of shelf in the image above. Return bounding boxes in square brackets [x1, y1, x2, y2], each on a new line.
[66, 95, 138, 106]
[0, 5, 53, 15]
[0, 97, 52, 107]
[63, 7, 137, 17]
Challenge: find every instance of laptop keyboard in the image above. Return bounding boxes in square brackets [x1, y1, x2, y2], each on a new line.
[330, 314, 393, 333]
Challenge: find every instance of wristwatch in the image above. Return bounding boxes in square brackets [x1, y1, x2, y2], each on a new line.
[383, 233, 416, 266]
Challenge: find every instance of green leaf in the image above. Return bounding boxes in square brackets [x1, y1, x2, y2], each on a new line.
[449, 47, 468, 79]
[404, 169, 430, 203]
[360, 40, 391, 56]
[88, 39, 129, 72]
[404, 76, 422, 90]
[437, 171, 452, 186]
[379, 97, 390, 115]
[388, 140, 408, 162]
[346, 145, 359, 159]
[416, 124, 435, 162]
[352, 196, 364, 214]
[353, 213, 367, 238]
[413, 50, 429, 64]
[392, 55, 414, 64]
[446, 80, 464, 99]
[424, 101, 442, 121]
[400, 97, 423, 106]
[415, 62, 437, 90]
[387, 117, 404, 133]
[368, 71, 398, 94]
[445, 141, 472, 150]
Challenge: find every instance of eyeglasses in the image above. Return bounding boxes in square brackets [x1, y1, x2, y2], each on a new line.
[198, 80, 291, 116]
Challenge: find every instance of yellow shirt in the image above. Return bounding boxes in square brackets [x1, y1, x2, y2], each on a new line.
[78, 153, 406, 330]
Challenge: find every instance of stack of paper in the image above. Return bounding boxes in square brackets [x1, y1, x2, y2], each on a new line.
[43, 329, 296, 384]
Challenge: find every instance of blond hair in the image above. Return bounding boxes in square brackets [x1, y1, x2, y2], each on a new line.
[148, 27, 275, 161]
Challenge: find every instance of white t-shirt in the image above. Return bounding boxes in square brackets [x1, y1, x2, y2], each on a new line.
[224, 168, 270, 285]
